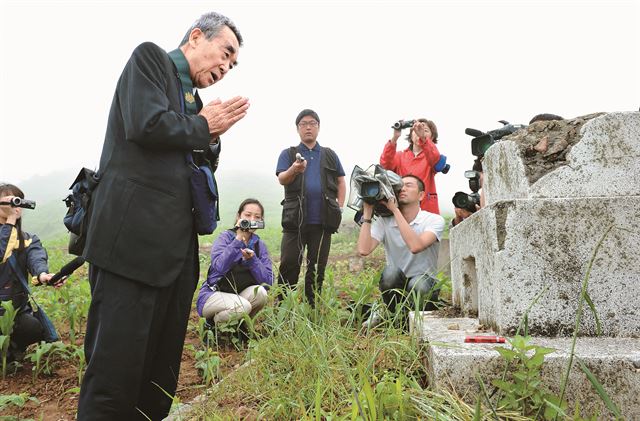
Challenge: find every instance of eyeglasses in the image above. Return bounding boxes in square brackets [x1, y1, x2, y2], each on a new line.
[298, 121, 319, 128]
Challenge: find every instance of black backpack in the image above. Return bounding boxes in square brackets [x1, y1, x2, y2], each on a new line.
[63, 168, 100, 256]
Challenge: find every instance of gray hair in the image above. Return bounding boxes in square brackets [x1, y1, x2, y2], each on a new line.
[179, 12, 243, 47]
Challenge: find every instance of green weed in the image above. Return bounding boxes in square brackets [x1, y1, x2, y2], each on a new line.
[0, 392, 39, 411]
[492, 335, 567, 419]
[0, 301, 18, 379]
[25, 341, 68, 381]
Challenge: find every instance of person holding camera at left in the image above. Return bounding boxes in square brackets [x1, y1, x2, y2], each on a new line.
[380, 119, 442, 214]
[0, 183, 59, 362]
[196, 199, 273, 330]
[357, 175, 445, 329]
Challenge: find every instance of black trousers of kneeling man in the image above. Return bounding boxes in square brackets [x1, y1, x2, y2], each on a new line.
[77, 239, 198, 421]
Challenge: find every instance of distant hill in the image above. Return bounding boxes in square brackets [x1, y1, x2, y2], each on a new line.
[18, 169, 285, 240]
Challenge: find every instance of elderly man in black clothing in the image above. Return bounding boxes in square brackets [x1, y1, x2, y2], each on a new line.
[79, 12, 248, 420]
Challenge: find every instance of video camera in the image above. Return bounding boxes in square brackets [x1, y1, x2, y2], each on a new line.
[0, 197, 36, 209]
[451, 120, 526, 214]
[391, 119, 415, 130]
[347, 164, 403, 219]
[465, 120, 527, 157]
[452, 170, 481, 212]
[237, 219, 265, 231]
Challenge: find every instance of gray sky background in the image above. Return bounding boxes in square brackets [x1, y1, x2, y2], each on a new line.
[1, 0, 638, 213]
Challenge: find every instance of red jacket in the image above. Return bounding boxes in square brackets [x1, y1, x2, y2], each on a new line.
[380, 139, 441, 214]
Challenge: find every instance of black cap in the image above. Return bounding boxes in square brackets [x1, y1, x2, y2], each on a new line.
[295, 109, 320, 126]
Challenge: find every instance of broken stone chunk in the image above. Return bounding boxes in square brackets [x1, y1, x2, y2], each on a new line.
[534, 136, 549, 153]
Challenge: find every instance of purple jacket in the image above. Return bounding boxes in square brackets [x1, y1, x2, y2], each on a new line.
[196, 230, 273, 316]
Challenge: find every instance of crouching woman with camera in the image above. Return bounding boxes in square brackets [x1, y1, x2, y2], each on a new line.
[196, 199, 273, 326]
[0, 184, 59, 362]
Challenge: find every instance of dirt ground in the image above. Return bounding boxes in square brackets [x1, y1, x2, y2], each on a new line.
[0, 311, 245, 421]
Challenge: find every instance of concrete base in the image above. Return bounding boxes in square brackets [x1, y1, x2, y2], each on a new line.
[410, 312, 640, 419]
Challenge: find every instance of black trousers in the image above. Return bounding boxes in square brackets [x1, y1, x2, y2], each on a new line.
[380, 266, 440, 313]
[77, 240, 198, 421]
[279, 225, 332, 307]
[7, 310, 44, 358]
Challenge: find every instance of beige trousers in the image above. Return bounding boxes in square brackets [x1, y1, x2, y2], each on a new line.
[202, 285, 268, 323]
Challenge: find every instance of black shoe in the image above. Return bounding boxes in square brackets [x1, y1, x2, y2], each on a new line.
[204, 318, 216, 331]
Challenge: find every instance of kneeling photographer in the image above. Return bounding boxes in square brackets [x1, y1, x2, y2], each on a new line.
[196, 199, 273, 341]
[0, 183, 59, 362]
[356, 175, 445, 329]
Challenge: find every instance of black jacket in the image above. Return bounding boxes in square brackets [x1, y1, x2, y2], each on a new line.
[0, 224, 48, 306]
[84, 42, 211, 287]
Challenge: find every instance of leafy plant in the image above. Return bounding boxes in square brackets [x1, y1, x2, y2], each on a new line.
[0, 392, 39, 411]
[25, 341, 68, 381]
[0, 301, 18, 379]
[194, 347, 221, 386]
[56, 279, 90, 343]
[350, 368, 415, 420]
[492, 335, 566, 419]
[67, 344, 85, 385]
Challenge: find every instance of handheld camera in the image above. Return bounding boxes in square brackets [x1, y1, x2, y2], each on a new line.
[0, 197, 36, 209]
[238, 219, 265, 231]
[392, 119, 416, 130]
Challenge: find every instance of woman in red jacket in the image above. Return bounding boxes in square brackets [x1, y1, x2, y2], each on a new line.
[379, 119, 442, 214]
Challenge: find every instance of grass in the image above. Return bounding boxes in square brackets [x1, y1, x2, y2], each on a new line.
[183, 270, 527, 420]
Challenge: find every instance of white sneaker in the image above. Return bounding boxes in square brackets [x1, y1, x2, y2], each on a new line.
[362, 309, 384, 329]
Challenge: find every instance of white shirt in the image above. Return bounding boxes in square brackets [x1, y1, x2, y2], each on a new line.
[370, 210, 445, 278]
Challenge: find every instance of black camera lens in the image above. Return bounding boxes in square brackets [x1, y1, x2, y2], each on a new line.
[471, 134, 495, 158]
[360, 182, 381, 201]
[239, 219, 251, 229]
[452, 192, 479, 212]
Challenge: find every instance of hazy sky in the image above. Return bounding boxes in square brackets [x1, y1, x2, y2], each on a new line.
[1, 0, 638, 213]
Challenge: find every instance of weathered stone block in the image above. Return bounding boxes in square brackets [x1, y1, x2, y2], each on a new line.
[450, 196, 640, 337]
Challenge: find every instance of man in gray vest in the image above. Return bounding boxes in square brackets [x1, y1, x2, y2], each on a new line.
[275, 109, 346, 307]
